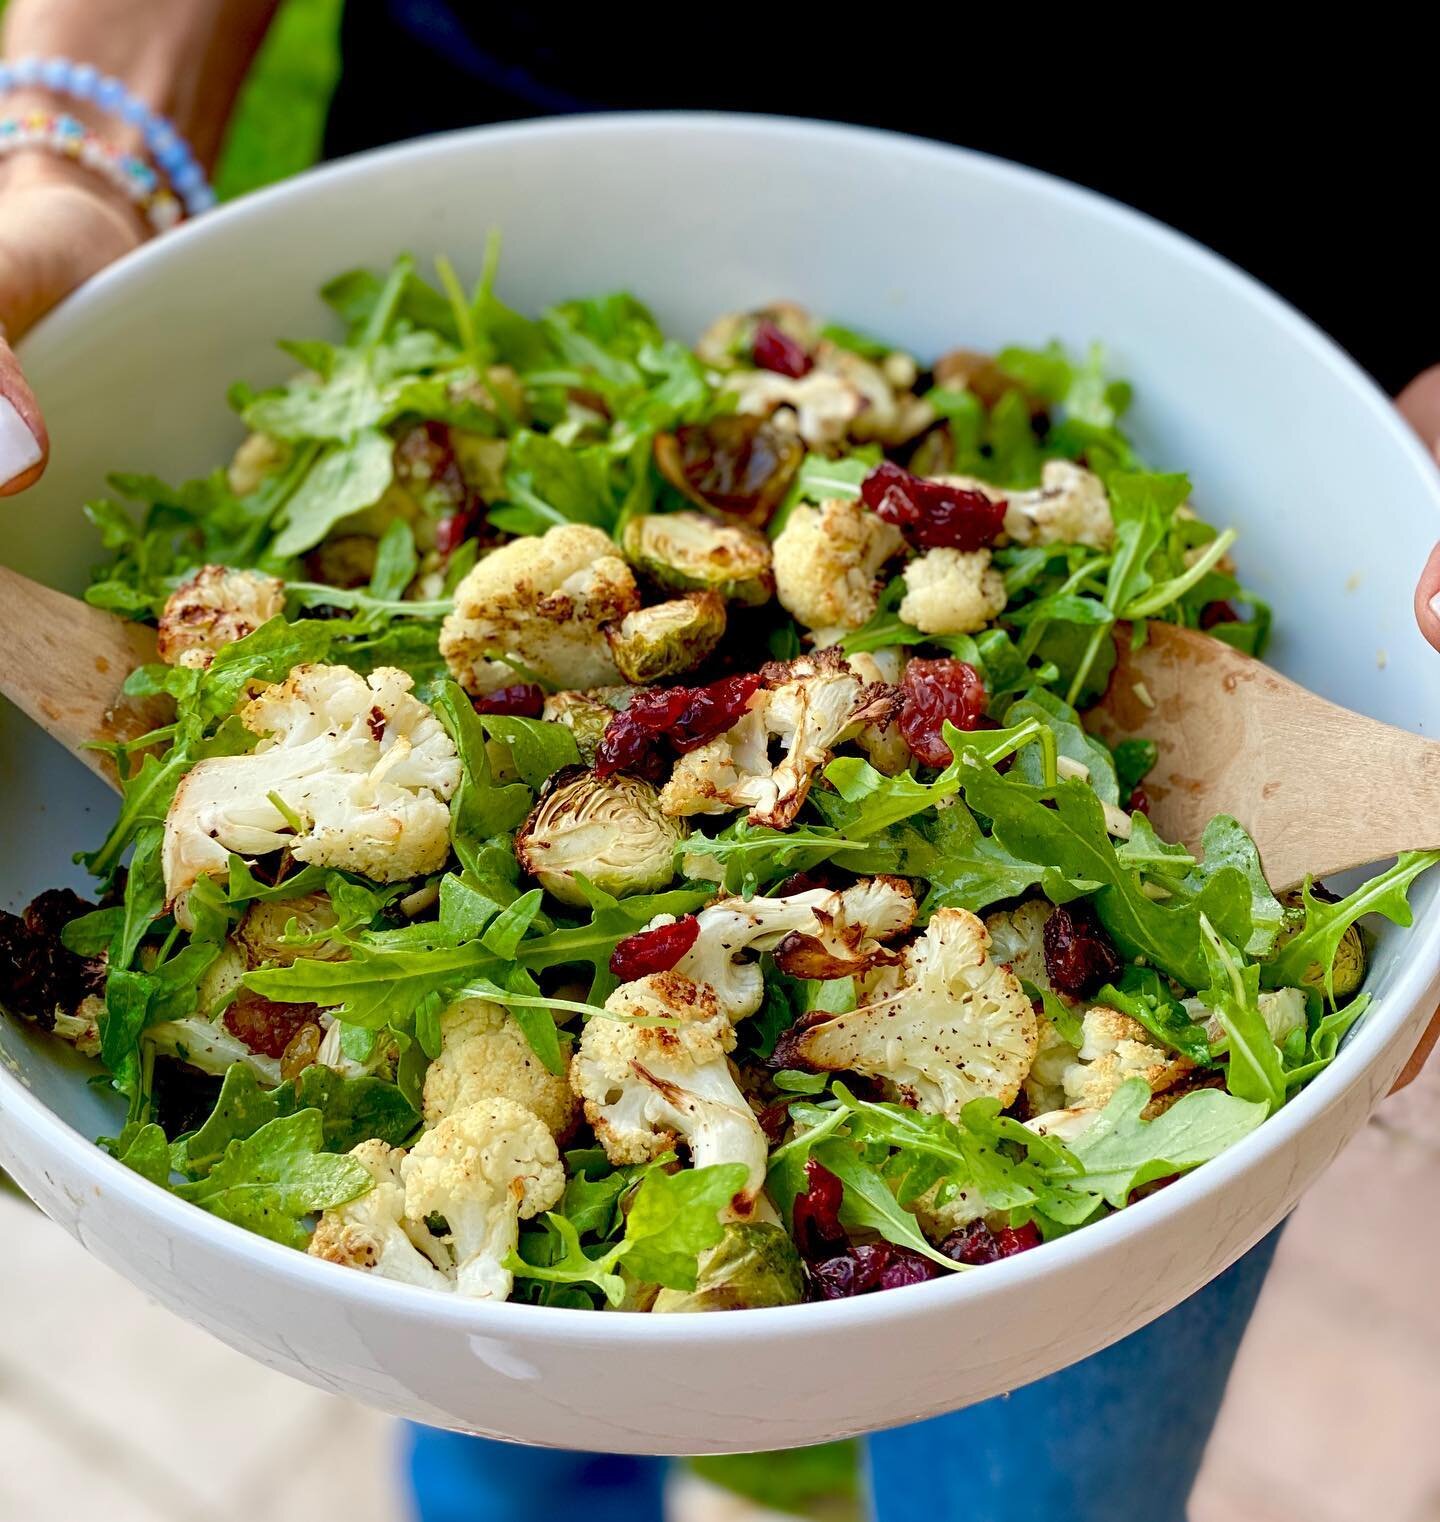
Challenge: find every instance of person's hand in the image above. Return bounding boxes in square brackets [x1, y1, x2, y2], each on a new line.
[1391, 366, 1440, 1092]
[0, 155, 147, 495]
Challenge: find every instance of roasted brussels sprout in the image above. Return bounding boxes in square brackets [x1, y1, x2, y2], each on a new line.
[541, 689, 626, 766]
[604, 593, 727, 684]
[653, 415, 803, 527]
[652, 1222, 805, 1312]
[237, 892, 345, 967]
[622, 511, 775, 607]
[1278, 886, 1367, 1000]
[515, 767, 683, 905]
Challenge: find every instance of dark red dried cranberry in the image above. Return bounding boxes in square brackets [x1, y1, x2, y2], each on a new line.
[751, 318, 813, 378]
[435, 508, 480, 558]
[595, 675, 760, 778]
[995, 1222, 1043, 1257]
[670, 673, 760, 752]
[792, 1158, 847, 1259]
[809, 1243, 942, 1299]
[1198, 600, 1239, 630]
[860, 461, 1008, 552]
[898, 658, 987, 768]
[223, 992, 322, 1060]
[472, 684, 545, 719]
[609, 914, 700, 980]
[0, 889, 104, 1027]
[1042, 903, 1123, 997]
[942, 1218, 1042, 1265]
[394, 421, 467, 508]
[1127, 784, 1151, 817]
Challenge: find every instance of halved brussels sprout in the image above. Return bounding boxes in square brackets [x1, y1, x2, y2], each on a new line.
[515, 767, 683, 906]
[653, 415, 803, 527]
[1277, 887, 1368, 1001]
[652, 1222, 806, 1312]
[604, 593, 727, 684]
[541, 689, 627, 766]
[237, 892, 345, 968]
[622, 511, 775, 607]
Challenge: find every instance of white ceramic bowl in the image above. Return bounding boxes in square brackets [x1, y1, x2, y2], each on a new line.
[4, 115, 1440, 1455]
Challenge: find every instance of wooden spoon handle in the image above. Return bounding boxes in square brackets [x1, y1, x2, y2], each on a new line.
[0, 565, 164, 789]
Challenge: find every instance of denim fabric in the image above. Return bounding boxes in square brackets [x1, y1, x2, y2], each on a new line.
[405, 1226, 1281, 1522]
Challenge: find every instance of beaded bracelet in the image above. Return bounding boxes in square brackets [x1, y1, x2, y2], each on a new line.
[0, 55, 214, 217]
[0, 112, 182, 231]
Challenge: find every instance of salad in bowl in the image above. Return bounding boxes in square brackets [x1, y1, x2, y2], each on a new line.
[4, 247, 1431, 1316]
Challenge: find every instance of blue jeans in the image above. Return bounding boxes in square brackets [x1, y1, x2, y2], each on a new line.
[404, 1227, 1281, 1522]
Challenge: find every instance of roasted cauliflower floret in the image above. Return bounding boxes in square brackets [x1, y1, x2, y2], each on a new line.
[156, 564, 286, 670]
[660, 650, 894, 829]
[773, 907, 1038, 1119]
[570, 972, 768, 1216]
[161, 663, 459, 915]
[1060, 1006, 1193, 1112]
[695, 302, 817, 369]
[667, 877, 917, 1021]
[898, 547, 1007, 636]
[1004, 461, 1114, 550]
[1190, 987, 1307, 1050]
[515, 768, 682, 906]
[422, 998, 579, 1138]
[439, 524, 641, 695]
[772, 498, 904, 633]
[227, 431, 289, 496]
[983, 901, 1059, 995]
[622, 511, 774, 606]
[401, 1097, 564, 1302]
[308, 1139, 454, 1291]
[847, 648, 910, 775]
[604, 592, 726, 684]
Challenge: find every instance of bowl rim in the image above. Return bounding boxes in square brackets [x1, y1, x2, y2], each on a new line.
[9, 109, 1440, 1343]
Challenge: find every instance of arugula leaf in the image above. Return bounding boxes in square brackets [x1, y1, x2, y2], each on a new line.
[431, 681, 534, 860]
[173, 1110, 372, 1249]
[1097, 966, 1213, 1065]
[1060, 1079, 1267, 1207]
[171, 1063, 420, 1177]
[479, 715, 581, 790]
[508, 1163, 747, 1306]
[809, 1139, 959, 1270]
[1264, 852, 1440, 1002]
[368, 519, 419, 601]
[271, 429, 394, 558]
[1199, 916, 1286, 1112]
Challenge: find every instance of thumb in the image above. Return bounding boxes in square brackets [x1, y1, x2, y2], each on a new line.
[1398, 365, 1440, 461]
[0, 337, 47, 496]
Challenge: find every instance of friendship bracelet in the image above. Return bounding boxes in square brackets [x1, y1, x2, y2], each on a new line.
[0, 113, 183, 231]
[0, 55, 214, 217]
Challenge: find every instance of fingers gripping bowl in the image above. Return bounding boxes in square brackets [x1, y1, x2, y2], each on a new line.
[3, 116, 1440, 1453]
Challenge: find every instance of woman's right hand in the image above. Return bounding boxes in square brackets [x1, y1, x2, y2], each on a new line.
[0, 156, 149, 495]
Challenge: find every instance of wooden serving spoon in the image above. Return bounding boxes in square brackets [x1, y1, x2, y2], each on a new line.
[1088, 620, 1440, 889]
[0, 565, 167, 788]
[1, 565, 1436, 888]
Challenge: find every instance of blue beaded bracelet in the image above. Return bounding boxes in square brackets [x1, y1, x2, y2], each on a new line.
[0, 54, 214, 217]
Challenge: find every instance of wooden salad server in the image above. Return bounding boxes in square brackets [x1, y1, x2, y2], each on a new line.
[1088, 621, 1440, 890]
[0, 564, 165, 788]
[1, 562, 1436, 888]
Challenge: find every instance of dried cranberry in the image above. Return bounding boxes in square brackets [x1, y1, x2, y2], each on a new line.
[223, 993, 324, 1060]
[792, 1158, 847, 1258]
[609, 914, 700, 980]
[0, 888, 104, 1026]
[1042, 903, 1123, 997]
[752, 318, 813, 378]
[435, 508, 481, 558]
[1198, 599, 1239, 630]
[594, 711, 666, 782]
[810, 1243, 941, 1299]
[595, 674, 760, 778]
[898, 658, 988, 768]
[472, 684, 545, 719]
[394, 421, 468, 510]
[995, 1222, 1043, 1257]
[670, 673, 760, 752]
[860, 461, 1008, 552]
[1127, 784, 1151, 817]
[942, 1219, 1042, 1265]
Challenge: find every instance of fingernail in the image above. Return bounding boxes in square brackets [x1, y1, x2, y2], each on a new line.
[1428, 592, 1440, 623]
[0, 396, 42, 485]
